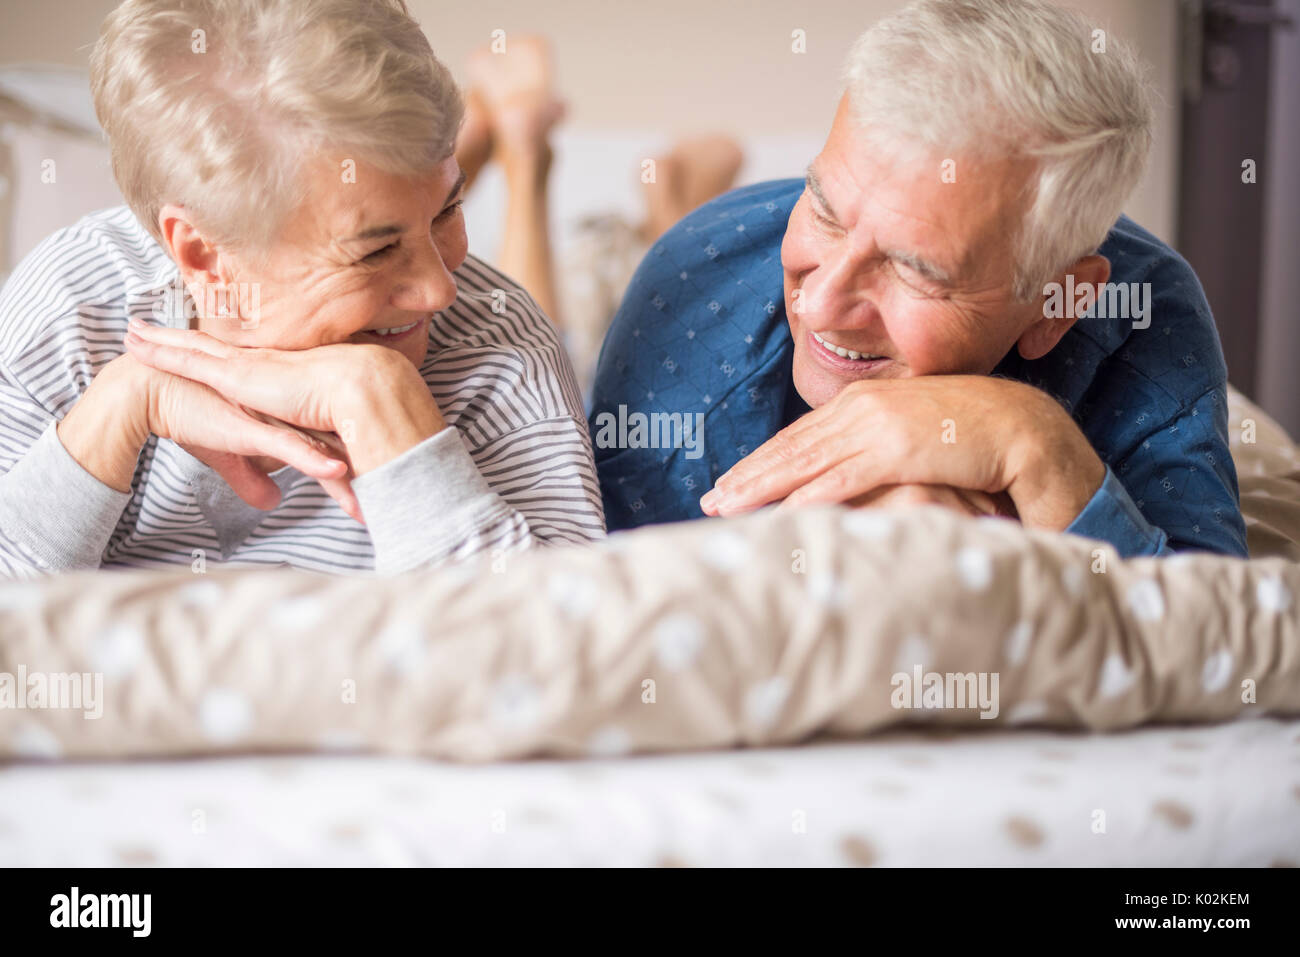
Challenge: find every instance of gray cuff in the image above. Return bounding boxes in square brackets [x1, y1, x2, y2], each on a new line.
[0, 422, 132, 571]
[352, 426, 514, 574]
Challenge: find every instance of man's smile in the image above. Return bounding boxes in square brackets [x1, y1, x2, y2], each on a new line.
[805, 329, 892, 375]
[811, 329, 886, 361]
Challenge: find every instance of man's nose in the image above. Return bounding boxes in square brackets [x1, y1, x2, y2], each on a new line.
[793, 250, 866, 326]
[391, 238, 458, 313]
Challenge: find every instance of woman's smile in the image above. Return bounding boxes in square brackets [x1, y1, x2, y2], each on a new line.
[354, 316, 427, 344]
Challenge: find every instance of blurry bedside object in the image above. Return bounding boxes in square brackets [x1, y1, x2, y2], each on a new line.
[0, 65, 123, 284]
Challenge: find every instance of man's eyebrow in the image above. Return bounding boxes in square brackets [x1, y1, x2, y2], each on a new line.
[886, 247, 953, 284]
[805, 166, 838, 222]
[342, 170, 468, 244]
[807, 164, 953, 284]
[345, 223, 403, 243]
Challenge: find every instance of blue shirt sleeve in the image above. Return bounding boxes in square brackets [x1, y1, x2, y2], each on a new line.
[589, 180, 806, 530]
[1065, 387, 1247, 558]
[1066, 464, 1171, 557]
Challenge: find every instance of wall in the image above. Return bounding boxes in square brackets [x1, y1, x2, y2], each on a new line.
[0, 0, 1182, 240]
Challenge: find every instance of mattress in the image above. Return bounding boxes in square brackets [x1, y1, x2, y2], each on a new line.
[3, 717, 1295, 867]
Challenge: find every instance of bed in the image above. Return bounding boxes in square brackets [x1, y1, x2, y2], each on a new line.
[5, 719, 1297, 867]
[1, 387, 1298, 867]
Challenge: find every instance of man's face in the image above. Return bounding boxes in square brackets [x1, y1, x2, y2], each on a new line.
[198, 154, 469, 370]
[782, 95, 1042, 408]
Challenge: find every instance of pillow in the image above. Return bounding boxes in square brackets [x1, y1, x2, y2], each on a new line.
[1227, 386, 1300, 560]
[2, 501, 1296, 762]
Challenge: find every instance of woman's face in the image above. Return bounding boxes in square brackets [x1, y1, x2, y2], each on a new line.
[196, 153, 468, 370]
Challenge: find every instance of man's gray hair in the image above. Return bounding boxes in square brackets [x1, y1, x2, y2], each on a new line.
[843, 0, 1155, 300]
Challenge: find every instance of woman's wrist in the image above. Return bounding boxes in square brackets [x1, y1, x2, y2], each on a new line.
[336, 352, 445, 476]
[56, 354, 153, 492]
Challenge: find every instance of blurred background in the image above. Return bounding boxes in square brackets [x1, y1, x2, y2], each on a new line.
[0, 0, 1295, 429]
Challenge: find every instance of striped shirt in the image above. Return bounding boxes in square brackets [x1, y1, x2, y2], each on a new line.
[0, 206, 605, 578]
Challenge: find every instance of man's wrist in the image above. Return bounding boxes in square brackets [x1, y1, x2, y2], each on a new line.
[1005, 390, 1106, 531]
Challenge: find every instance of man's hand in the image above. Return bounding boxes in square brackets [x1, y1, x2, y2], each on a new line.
[844, 483, 1018, 518]
[124, 319, 445, 476]
[699, 375, 1105, 532]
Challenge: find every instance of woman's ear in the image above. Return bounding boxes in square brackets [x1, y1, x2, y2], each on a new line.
[1017, 253, 1112, 361]
[157, 204, 225, 287]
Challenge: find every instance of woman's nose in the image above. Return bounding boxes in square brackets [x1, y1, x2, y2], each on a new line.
[391, 239, 458, 313]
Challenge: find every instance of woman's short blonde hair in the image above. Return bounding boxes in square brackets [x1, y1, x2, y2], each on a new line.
[90, 0, 463, 257]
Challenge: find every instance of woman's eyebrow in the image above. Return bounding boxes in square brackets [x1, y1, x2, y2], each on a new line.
[445, 169, 467, 206]
[342, 170, 468, 243]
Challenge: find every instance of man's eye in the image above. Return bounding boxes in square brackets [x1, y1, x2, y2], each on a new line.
[890, 260, 944, 297]
[809, 205, 845, 236]
[361, 243, 397, 263]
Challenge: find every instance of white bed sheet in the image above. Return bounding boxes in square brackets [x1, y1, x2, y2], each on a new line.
[3, 716, 1297, 867]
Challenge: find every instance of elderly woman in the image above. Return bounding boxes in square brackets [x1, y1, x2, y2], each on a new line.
[593, 0, 1248, 558]
[0, 0, 603, 578]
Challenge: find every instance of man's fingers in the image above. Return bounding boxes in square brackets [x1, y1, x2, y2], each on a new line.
[772, 458, 887, 511]
[714, 428, 805, 491]
[705, 397, 875, 512]
[705, 433, 850, 515]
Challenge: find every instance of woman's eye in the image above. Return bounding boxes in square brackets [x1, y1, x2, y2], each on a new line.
[434, 200, 465, 223]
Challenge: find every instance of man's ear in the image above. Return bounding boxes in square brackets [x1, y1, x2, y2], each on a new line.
[1016, 253, 1111, 361]
[157, 204, 226, 288]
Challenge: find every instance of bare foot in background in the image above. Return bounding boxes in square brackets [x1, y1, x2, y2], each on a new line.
[455, 88, 494, 192]
[467, 34, 566, 321]
[641, 134, 744, 242]
[469, 35, 566, 165]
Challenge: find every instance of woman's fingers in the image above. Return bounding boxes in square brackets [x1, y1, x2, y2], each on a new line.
[185, 446, 285, 510]
[239, 415, 361, 520]
[242, 418, 349, 481]
[126, 329, 239, 398]
[198, 396, 347, 479]
[127, 318, 236, 358]
[227, 409, 361, 522]
[126, 326, 340, 435]
[317, 474, 365, 525]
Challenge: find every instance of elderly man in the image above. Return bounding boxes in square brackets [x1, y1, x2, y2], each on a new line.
[590, 0, 1247, 557]
[0, 0, 603, 578]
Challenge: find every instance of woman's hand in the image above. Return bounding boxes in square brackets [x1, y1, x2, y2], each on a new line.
[124, 319, 445, 479]
[96, 353, 362, 519]
[127, 319, 369, 437]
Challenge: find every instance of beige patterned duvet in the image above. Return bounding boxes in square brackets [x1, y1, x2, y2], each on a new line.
[1, 388, 1298, 764]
